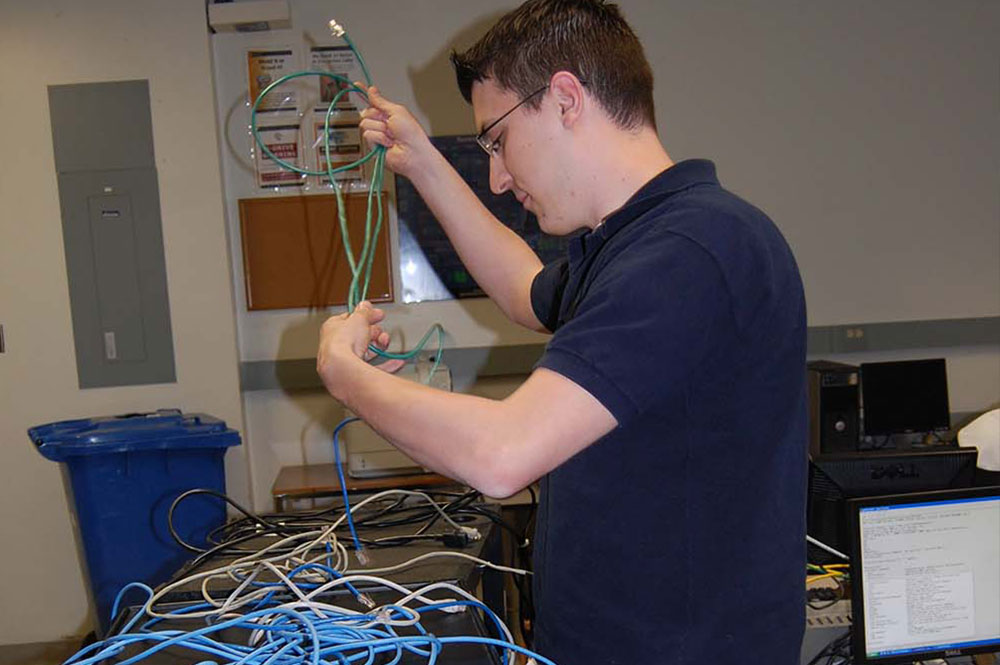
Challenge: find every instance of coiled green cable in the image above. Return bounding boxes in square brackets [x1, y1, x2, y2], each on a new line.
[249, 34, 443, 380]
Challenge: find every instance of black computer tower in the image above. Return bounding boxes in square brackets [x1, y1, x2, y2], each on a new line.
[807, 361, 860, 457]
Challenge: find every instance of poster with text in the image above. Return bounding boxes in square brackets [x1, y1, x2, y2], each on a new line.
[310, 46, 364, 111]
[247, 49, 297, 112]
[254, 125, 304, 188]
[312, 120, 363, 185]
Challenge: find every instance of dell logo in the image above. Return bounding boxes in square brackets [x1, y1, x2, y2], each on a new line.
[870, 463, 919, 480]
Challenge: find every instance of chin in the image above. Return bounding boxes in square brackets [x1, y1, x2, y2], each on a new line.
[536, 214, 576, 238]
[535, 214, 555, 235]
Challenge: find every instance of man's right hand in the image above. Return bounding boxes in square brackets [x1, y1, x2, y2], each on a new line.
[359, 86, 435, 179]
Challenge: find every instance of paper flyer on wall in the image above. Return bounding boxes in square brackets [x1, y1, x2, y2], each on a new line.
[312, 121, 363, 186]
[310, 46, 364, 111]
[254, 125, 304, 188]
[247, 49, 297, 112]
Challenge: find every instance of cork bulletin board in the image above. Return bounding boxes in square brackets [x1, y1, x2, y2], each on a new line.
[238, 193, 392, 310]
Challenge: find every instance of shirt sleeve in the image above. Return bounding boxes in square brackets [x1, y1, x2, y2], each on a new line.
[530, 257, 570, 333]
[536, 233, 733, 426]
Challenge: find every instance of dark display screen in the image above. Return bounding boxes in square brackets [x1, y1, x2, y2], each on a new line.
[860, 359, 950, 435]
[395, 135, 569, 303]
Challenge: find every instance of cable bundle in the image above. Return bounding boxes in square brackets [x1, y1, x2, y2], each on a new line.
[248, 19, 443, 365]
[65, 488, 544, 664]
[65, 577, 555, 665]
[169, 488, 530, 560]
[168, 486, 537, 645]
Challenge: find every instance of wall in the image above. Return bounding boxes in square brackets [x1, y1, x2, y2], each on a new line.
[212, 0, 998, 510]
[0, 0, 244, 644]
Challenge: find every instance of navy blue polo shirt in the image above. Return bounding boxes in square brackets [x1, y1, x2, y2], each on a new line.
[529, 159, 808, 664]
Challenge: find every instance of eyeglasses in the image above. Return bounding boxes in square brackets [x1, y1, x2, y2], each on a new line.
[475, 85, 549, 157]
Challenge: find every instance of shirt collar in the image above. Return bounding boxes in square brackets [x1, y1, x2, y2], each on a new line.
[568, 159, 719, 262]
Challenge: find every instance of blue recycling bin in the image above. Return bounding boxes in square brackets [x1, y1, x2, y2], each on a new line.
[29, 409, 240, 634]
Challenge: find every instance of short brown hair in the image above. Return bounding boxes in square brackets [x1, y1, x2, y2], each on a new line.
[451, 0, 656, 130]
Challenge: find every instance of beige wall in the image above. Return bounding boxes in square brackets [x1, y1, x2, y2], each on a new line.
[0, 0, 244, 643]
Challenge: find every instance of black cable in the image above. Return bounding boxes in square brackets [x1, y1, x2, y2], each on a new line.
[169, 526, 293, 578]
[166, 482, 541, 633]
[169, 488, 497, 558]
[168, 488, 290, 553]
[807, 575, 846, 610]
[199, 489, 471, 547]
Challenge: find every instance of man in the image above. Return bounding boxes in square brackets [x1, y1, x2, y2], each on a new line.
[317, 1, 808, 662]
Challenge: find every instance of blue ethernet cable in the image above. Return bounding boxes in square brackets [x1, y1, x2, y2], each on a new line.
[110, 582, 155, 635]
[68, 598, 552, 665]
[332, 416, 365, 557]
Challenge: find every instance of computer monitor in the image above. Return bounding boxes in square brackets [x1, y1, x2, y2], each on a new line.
[394, 135, 570, 303]
[807, 448, 978, 563]
[860, 359, 950, 436]
[848, 486, 1000, 663]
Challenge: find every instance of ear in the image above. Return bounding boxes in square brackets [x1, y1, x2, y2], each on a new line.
[548, 71, 585, 128]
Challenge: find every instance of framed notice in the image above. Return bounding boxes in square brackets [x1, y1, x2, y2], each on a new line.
[310, 46, 364, 111]
[254, 124, 304, 188]
[312, 121, 363, 186]
[247, 49, 297, 112]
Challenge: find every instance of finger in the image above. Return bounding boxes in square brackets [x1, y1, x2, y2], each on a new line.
[367, 86, 400, 114]
[360, 108, 388, 123]
[357, 302, 387, 324]
[362, 129, 393, 150]
[353, 301, 373, 319]
[360, 116, 393, 143]
[369, 326, 391, 350]
[360, 116, 388, 131]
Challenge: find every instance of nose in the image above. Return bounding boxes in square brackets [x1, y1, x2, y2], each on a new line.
[489, 153, 513, 195]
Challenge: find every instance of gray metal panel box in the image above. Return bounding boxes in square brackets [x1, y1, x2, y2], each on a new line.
[49, 80, 156, 172]
[49, 80, 175, 388]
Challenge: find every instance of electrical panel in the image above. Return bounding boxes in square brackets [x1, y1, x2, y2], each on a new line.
[48, 80, 175, 388]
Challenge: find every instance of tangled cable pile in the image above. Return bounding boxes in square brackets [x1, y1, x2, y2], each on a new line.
[62, 489, 547, 664]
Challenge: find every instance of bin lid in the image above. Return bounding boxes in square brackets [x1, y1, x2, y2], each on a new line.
[29, 409, 241, 461]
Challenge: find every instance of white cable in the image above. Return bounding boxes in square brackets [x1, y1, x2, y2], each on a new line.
[349, 550, 531, 577]
[807, 535, 850, 561]
[329, 489, 474, 536]
[146, 492, 508, 620]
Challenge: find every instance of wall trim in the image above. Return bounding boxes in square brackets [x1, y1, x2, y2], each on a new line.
[241, 316, 999, 392]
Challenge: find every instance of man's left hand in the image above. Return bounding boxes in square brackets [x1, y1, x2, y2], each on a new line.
[317, 301, 401, 400]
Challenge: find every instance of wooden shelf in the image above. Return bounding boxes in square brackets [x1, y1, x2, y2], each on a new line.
[271, 462, 458, 511]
